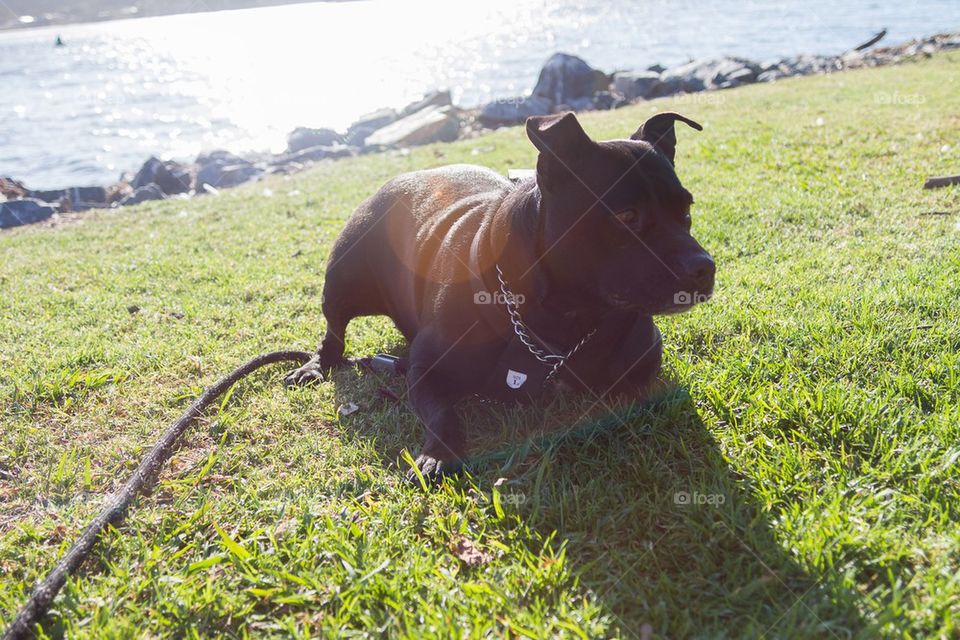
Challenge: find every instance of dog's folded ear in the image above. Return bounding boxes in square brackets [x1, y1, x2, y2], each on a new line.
[631, 112, 703, 165]
[526, 112, 592, 159]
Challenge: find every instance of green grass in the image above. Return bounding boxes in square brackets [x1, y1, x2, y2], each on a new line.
[2, 52, 960, 639]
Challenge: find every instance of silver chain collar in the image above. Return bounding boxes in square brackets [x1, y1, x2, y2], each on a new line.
[494, 264, 597, 383]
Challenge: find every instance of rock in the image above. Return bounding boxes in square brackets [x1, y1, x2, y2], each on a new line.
[351, 107, 399, 131]
[658, 61, 706, 94]
[790, 54, 836, 75]
[267, 162, 303, 175]
[564, 96, 595, 111]
[477, 53, 609, 127]
[477, 95, 553, 127]
[26, 185, 107, 211]
[287, 127, 342, 153]
[364, 104, 460, 148]
[938, 33, 960, 49]
[65, 186, 107, 211]
[118, 183, 165, 207]
[195, 150, 262, 190]
[757, 69, 786, 82]
[106, 182, 133, 205]
[26, 188, 65, 203]
[660, 56, 761, 94]
[0, 177, 27, 199]
[532, 53, 608, 105]
[274, 144, 357, 165]
[839, 50, 868, 69]
[0, 198, 57, 228]
[647, 63, 667, 74]
[345, 108, 398, 146]
[400, 90, 452, 117]
[561, 90, 625, 112]
[712, 58, 760, 85]
[595, 90, 629, 110]
[759, 57, 786, 73]
[719, 66, 758, 88]
[345, 125, 380, 148]
[612, 70, 663, 100]
[131, 157, 192, 195]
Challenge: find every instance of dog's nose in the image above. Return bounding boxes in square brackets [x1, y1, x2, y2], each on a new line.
[683, 254, 715, 290]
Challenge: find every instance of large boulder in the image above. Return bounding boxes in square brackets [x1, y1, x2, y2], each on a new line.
[532, 53, 608, 105]
[118, 183, 165, 207]
[364, 104, 460, 148]
[0, 199, 57, 228]
[477, 53, 610, 127]
[195, 150, 262, 190]
[131, 157, 192, 195]
[345, 108, 399, 146]
[612, 70, 663, 100]
[286, 127, 342, 153]
[477, 95, 553, 127]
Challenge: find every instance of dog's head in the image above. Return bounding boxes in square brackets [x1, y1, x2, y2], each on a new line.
[526, 111, 714, 315]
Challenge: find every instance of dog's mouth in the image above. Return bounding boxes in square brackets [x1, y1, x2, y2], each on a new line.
[605, 291, 713, 314]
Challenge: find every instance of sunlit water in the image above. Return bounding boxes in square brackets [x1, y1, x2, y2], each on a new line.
[1, 0, 956, 189]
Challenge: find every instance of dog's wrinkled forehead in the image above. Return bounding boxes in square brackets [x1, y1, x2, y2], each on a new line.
[595, 139, 693, 210]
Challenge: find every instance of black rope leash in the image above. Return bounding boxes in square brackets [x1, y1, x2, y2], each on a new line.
[5, 348, 683, 638]
[3, 350, 313, 640]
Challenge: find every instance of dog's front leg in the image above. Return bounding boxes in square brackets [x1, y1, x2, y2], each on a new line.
[405, 356, 466, 484]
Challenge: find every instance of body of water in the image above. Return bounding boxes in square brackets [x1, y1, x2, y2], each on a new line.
[1, 0, 957, 189]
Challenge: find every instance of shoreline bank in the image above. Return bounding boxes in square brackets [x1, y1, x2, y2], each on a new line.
[2, 30, 958, 231]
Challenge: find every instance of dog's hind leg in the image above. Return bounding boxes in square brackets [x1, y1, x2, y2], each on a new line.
[284, 283, 358, 387]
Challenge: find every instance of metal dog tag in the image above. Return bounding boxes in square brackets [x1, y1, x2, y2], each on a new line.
[505, 369, 528, 389]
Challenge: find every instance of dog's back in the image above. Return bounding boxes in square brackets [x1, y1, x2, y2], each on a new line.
[324, 165, 512, 339]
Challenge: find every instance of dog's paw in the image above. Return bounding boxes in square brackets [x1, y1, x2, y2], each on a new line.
[406, 454, 463, 488]
[283, 359, 325, 388]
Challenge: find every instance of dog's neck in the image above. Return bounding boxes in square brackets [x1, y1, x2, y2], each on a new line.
[487, 180, 609, 344]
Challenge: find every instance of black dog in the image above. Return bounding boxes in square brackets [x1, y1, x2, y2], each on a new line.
[286, 111, 715, 481]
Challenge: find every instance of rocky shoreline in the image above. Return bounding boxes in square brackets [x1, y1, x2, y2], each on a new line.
[2, 30, 958, 231]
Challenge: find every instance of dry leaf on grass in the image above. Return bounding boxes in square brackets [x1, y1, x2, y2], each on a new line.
[449, 535, 491, 567]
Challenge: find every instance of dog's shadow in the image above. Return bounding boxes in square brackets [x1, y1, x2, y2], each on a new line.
[324, 359, 871, 638]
